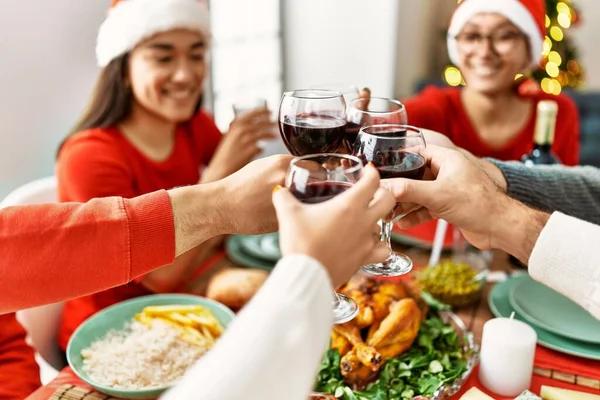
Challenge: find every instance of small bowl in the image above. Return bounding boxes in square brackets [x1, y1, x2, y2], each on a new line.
[416, 252, 489, 308]
[67, 294, 235, 399]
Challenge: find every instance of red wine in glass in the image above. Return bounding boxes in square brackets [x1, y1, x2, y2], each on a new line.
[286, 153, 363, 324]
[346, 97, 407, 149]
[279, 90, 347, 156]
[371, 151, 426, 179]
[280, 115, 345, 156]
[345, 121, 361, 145]
[291, 181, 352, 204]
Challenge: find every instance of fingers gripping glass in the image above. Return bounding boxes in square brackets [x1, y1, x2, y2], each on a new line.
[352, 124, 426, 277]
[286, 153, 363, 324]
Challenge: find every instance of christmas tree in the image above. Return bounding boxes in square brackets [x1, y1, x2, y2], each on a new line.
[443, 0, 584, 94]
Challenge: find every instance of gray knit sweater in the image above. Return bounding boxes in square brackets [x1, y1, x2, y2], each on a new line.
[491, 161, 600, 225]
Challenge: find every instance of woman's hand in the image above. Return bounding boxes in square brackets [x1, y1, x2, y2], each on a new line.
[273, 164, 395, 287]
[202, 107, 277, 182]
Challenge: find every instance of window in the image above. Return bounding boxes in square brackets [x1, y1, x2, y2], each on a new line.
[208, 0, 284, 131]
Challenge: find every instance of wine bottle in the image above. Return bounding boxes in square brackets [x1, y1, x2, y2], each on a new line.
[521, 100, 560, 166]
[511, 100, 561, 269]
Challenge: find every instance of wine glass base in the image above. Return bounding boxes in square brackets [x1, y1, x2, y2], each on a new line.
[333, 293, 358, 324]
[362, 253, 413, 277]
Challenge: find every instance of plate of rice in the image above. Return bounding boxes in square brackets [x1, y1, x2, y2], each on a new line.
[66, 294, 235, 399]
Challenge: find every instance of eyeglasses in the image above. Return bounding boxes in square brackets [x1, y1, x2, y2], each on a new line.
[454, 31, 526, 55]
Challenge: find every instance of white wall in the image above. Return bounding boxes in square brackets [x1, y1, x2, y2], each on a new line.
[282, 0, 399, 98]
[569, 0, 600, 90]
[0, 0, 109, 198]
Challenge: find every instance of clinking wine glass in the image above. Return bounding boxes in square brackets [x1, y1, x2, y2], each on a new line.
[352, 124, 426, 276]
[286, 153, 363, 324]
[310, 83, 360, 106]
[278, 89, 347, 156]
[346, 97, 407, 149]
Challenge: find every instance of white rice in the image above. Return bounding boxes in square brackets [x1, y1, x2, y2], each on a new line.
[81, 319, 208, 389]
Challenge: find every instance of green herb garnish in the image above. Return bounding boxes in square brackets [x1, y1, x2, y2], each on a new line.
[314, 314, 468, 400]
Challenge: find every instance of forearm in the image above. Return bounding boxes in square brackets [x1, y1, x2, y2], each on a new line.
[0, 191, 175, 313]
[161, 254, 333, 400]
[487, 160, 600, 225]
[168, 183, 228, 255]
[491, 196, 550, 264]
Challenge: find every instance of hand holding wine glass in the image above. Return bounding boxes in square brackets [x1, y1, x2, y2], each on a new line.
[352, 124, 427, 276]
[273, 162, 394, 289]
[276, 154, 393, 323]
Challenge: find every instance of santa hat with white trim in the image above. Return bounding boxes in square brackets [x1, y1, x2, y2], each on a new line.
[96, 0, 211, 68]
[447, 0, 546, 69]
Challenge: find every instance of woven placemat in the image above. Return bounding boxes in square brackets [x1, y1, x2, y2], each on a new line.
[534, 367, 600, 390]
[49, 384, 119, 400]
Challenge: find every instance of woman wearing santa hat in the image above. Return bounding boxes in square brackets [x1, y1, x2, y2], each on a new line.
[54, 0, 276, 351]
[396, 0, 581, 246]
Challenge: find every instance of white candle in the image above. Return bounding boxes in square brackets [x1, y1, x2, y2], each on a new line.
[478, 314, 537, 397]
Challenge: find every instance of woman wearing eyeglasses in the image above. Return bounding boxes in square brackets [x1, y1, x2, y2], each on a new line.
[396, 0, 580, 246]
[404, 0, 579, 164]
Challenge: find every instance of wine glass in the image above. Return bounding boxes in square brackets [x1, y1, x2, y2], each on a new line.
[352, 124, 426, 276]
[278, 89, 347, 156]
[346, 97, 407, 148]
[311, 83, 360, 105]
[286, 153, 363, 323]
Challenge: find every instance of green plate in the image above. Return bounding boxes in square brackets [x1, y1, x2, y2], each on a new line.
[489, 276, 600, 360]
[67, 294, 235, 399]
[509, 276, 600, 344]
[238, 233, 281, 262]
[225, 235, 277, 271]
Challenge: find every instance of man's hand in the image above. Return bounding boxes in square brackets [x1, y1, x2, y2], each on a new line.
[384, 146, 549, 263]
[170, 155, 293, 256]
[273, 164, 395, 287]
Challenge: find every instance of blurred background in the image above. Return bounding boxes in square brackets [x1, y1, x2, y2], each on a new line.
[0, 0, 598, 198]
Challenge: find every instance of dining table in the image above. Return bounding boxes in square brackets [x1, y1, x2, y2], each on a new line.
[26, 242, 600, 400]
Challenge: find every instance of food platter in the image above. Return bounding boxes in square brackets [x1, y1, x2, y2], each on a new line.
[313, 276, 479, 400]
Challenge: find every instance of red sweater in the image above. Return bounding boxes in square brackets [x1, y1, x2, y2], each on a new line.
[0, 192, 174, 398]
[0, 314, 41, 399]
[55, 112, 222, 350]
[398, 86, 581, 247]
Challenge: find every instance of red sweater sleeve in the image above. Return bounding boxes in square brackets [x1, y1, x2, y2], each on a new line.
[189, 111, 223, 166]
[0, 313, 41, 399]
[0, 191, 175, 313]
[56, 131, 137, 202]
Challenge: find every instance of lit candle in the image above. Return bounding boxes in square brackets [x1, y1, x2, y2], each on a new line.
[478, 313, 537, 397]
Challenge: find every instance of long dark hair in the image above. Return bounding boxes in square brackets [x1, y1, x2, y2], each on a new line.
[57, 54, 132, 156]
[57, 52, 205, 158]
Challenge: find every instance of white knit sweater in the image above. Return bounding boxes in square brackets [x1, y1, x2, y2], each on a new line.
[161, 254, 333, 400]
[529, 212, 600, 320]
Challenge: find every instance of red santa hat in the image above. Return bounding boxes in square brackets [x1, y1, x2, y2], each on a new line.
[96, 0, 211, 68]
[447, 0, 546, 69]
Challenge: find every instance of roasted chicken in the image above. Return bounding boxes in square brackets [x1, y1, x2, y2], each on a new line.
[331, 276, 426, 388]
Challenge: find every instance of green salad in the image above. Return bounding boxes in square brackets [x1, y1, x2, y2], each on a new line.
[314, 314, 470, 400]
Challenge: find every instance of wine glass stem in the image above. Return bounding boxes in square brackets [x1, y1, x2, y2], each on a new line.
[382, 219, 394, 256]
[332, 292, 342, 307]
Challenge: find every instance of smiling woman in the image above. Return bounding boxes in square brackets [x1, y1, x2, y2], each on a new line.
[395, 0, 581, 247]
[53, 0, 276, 352]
